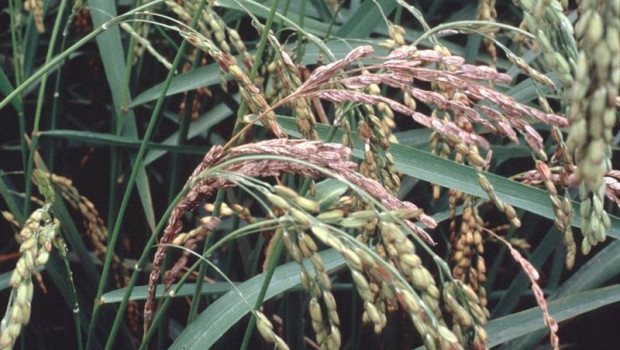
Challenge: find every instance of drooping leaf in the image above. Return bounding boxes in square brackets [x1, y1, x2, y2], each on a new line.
[276, 115, 620, 239]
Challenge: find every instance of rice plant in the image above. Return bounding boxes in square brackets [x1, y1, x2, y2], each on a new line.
[1, 1, 619, 349]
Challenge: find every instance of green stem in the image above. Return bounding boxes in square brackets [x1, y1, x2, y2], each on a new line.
[138, 221, 286, 348]
[168, 51, 202, 197]
[107, 0, 142, 232]
[412, 20, 533, 47]
[186, 190, 223, 323]
[8, 0, 27, 171]
[120, 21, 138, 113]
[23, 0, 69, 214]
[239, 232, 285, 350]
[88, 2, 208, 349]
[182, 5, 287, 307]
[394, 4, 403, 25]
[178, 0, 286, 341]
[170, 50, 204, 336]
[48, 0, 81, 170]
[231, 0, 281, 139]
[139, 239, 222, 349]
[59, 240, 84, 350]
[225, 2, 283, 346]
[275, 0, 291, 34]
[104, 187, 189, 350]
[0, 0, 165, 111]
[294, 0, 306, 63]
[8, 0, 23, 87]
[324, 1, 343, 39]
[223, 116, 342, 348]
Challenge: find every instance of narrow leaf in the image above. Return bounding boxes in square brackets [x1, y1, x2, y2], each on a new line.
[0, 66, 23, 113]
[0, 171, 25, 224]
[129, 65, 221, 108]
[90, 0, 156, 230]
[39, 130, 207, 154]
[168, 249, 346, 350]
[487, 284, 620, 347]
[101, 282, 236, 303]
[276, 116, 620, 239]
[336, 0, 397, 38]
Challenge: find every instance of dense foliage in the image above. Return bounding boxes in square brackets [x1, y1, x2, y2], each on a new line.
[1, 1, 619, 349]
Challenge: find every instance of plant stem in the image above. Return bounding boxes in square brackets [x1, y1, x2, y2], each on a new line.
[104, 187, 189, 350]
[239, 232, 285, 350]
[186, 190, 223, 323]
[0, 0, 166, 111]
[23, 0, 69, 215]
[8, 0, 27, 171]
[227, 0, 282, 146]
[58, 240, 84, 350]
[85, 2, 208, 349]
[172, 51, 204, 331]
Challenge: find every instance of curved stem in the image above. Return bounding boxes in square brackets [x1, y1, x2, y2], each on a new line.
[412, 20, 534, 47]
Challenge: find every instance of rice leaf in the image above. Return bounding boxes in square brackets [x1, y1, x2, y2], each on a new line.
[168, 249, 346, 349]
[276, 116, 620, 239]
